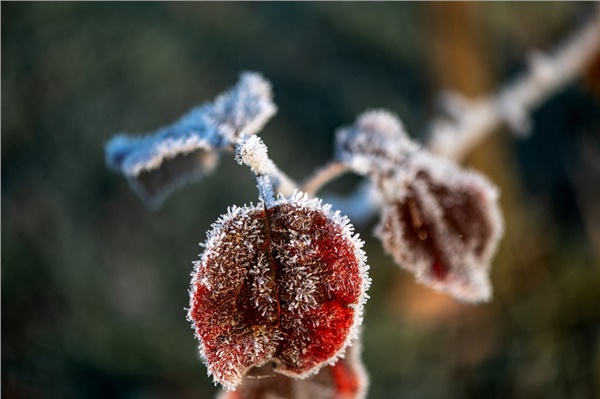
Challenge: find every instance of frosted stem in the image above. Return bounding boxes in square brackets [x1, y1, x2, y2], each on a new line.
[236, 135, 299, 201]
[302, 161, 350, 196]
[428, 8, 600, 161]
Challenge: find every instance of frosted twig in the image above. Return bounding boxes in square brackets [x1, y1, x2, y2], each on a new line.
[428, 9, 600, 161]
[301, 161, 350, 196]
[235, 135, 298, 202]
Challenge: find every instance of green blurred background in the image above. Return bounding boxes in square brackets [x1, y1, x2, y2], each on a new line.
[3, 2, 600, 398]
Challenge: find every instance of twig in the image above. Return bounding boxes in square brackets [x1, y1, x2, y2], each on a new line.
[235, 135, 299, 201]
[428, 8, 600, 161]
[301, 161, 350, 196]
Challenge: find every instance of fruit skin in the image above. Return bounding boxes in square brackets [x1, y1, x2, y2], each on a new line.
[375, 150, 503, 303]
[188, 192, 370, 391]
[336, 110, 503, 303]
[216, 342, 368, 399]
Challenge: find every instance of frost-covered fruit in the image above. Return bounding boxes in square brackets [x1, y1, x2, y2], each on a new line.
[216, 343, 368, 399]
[335, 110, 417, 175]
[375, 151, 503, 303]
[189, 192, 370, 390]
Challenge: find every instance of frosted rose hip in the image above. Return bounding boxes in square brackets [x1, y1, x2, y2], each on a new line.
[335, 110, 417, 175]
[216, 343, 368, 399]
[375, 151, 503, 302]
[188, 192, 370, 390]
[335, 110, 503, 302]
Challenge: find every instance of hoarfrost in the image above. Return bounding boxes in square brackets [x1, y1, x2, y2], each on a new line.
[188, 192, 370, 390]
[236, 135, 271, 174]
[216, 342, 368, 399]
[236, 135, 298, 198]
[336, 109, 502, 302]
[335, 110, 418, 175]
[375, 150, 503, 303]
[105, 72, 276, 208]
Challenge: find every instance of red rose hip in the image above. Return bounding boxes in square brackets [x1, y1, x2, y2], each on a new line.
[188, 192, 370, 390]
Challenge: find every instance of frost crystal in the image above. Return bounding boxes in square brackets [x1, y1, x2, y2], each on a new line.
[188, 192, 370, 390]
[375, 150, 503, 303]
[335, 110, 418, 175]
[105, 72, 277, 208]
[216, 342, 368, 399]
[336, 109, 503, 303]
[235, 135, 271, 175]
[235, 135, 298, 199]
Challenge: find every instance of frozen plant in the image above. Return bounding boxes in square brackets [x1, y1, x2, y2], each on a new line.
[216, 342, 368, 399]
[104, 12, 600, 398]
[335, 111, 503, 303]
[106, 72, 499, 397]
[105, 72, 277, 208]
[187, 181, 370, 390]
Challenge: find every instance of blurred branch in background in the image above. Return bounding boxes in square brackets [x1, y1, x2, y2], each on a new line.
[427, 4, 600, 161]
[322, 4, 600, 240]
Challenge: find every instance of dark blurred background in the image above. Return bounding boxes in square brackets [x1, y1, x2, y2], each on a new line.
[3, 2, 600, 398]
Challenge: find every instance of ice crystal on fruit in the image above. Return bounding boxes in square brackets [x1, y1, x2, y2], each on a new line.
[188, 192, 370, 391]
[336, 110, 503, 303]
[375, 150, 503, 302]
[335, 110, 418, 175]
[217, 343, 368, 399]
[105, 72, 276, 208]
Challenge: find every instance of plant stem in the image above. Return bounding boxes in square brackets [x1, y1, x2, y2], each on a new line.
[302, 161, 350, 196]
[235, 135, 299, 199]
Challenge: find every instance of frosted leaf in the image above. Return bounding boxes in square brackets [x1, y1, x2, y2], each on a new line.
[211, 72, 278, 143]
[105, 72, 276, 207]
[188, 192, 370, 390]
[374, 150, 503, 303]
[216, 342, 368, 399]
[335, 110, 418, 175]
[106, 134, 219, 208]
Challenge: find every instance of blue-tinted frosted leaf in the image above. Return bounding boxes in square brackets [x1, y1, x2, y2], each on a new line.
[105, 72, 277, 208]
